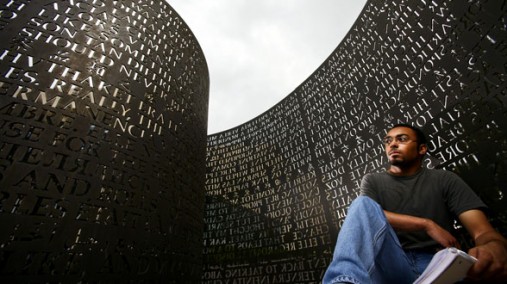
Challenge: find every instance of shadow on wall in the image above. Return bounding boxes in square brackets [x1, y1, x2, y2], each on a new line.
[202, 193, 333, 282]
[203, 194, 286, 263]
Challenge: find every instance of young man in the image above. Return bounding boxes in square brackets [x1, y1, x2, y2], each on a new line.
[323, 124, 507, 283]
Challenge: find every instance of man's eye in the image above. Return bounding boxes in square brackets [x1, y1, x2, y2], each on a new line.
[399, 136, 408, 142]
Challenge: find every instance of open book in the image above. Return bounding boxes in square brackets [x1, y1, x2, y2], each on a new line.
[413, 247, 477, 284]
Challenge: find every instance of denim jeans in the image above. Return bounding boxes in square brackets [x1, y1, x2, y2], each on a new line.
[323, 196, 434, 284]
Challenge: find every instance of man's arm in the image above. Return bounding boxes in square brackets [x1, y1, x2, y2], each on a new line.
[458, 209, 507, 282]
[384, 210, 460, 248]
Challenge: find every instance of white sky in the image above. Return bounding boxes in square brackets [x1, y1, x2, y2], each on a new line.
[167, 0, 368, 134]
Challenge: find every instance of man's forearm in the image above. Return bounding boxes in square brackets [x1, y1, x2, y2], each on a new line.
[475, 230, 507, 247]
[384, 210, 431, 231]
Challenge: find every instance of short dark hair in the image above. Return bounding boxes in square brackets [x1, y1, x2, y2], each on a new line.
[388, 123, 427, 145]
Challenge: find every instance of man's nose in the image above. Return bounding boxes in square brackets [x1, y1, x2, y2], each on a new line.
[388, 141, 399, 147]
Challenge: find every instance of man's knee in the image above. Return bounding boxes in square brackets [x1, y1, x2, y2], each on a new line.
[350, 196, 380, 209]
[348, 196, 384, 217]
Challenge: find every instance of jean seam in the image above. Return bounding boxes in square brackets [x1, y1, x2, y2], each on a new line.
[367, 220, 387, 275]
[331, 275, 360, 284]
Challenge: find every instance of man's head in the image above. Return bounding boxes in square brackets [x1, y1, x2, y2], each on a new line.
[383, 124, 428, 171]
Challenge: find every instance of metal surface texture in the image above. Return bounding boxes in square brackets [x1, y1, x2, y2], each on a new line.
[0, 0, 209, 282]
[204, 0, 507, 282]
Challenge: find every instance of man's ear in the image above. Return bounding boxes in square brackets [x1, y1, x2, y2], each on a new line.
[419, 144, 428, 155]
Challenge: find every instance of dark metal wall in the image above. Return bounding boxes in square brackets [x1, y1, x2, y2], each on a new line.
[0, 0, 209, 282]
[204, 0, 507, 282]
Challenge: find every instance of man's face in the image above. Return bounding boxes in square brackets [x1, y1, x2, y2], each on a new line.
[383, 126, 426, 167]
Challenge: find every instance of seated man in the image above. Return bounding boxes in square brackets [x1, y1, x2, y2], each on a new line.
[323, 124, 507, 283]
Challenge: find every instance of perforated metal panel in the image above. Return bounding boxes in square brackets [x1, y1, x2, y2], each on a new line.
[0, 0, 209, 282]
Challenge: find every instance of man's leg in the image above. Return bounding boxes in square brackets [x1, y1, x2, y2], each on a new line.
[323, 196, 419, 284]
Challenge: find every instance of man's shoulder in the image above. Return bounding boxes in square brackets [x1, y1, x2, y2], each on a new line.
[362, 168, 461, 181]
[365, 170, 388, 176]
[363, 171, 389, 181]
[423, 168, 460, 179]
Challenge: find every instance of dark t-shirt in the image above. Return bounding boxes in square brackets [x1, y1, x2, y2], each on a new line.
[360, 168, 487, 249]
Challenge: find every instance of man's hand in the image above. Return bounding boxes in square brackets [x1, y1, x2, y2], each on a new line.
[384, 210, 460, 248]
[459, 210, 507, 282]
[467, 240, 507, 282]
[424, 219, 461, 249]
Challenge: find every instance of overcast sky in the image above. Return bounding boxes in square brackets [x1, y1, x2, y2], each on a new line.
[167, 0, 368, 134]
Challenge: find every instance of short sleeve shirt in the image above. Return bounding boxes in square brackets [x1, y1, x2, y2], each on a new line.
[360, 168, 487, 249]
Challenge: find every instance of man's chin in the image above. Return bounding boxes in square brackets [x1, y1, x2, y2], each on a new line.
[388, 159, 403, 166]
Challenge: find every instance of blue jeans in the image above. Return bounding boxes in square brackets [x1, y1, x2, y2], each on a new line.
[323, 196, 434, 284]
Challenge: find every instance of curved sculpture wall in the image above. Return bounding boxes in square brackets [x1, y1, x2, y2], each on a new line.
[204, 0, 507, 282]
[0, 0, 208, 282]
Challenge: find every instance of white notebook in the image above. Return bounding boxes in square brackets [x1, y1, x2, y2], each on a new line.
[413, 247, 477, 284]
